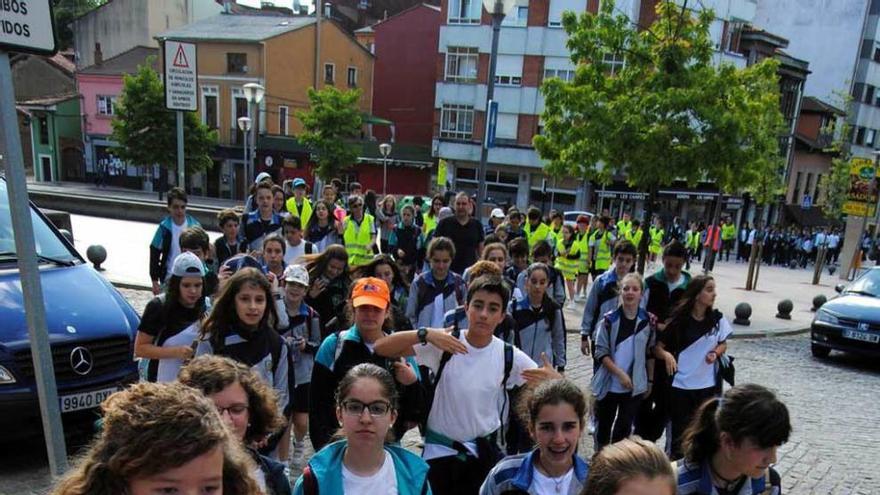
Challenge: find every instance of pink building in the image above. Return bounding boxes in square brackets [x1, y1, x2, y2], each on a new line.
[76, 46, 158, 188]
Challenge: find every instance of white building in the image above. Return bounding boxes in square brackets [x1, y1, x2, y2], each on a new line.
[432, 0, 759, 213]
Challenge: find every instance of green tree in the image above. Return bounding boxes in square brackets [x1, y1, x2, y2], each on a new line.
[54, 0, 107, 51]
[818, 97, 853, 220]
[296, 86, 363, 181]
[110, 59, 217, 181]
[534, 1, 786, 272]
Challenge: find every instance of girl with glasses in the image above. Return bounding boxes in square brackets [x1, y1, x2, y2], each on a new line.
[295, 363, 432, 495]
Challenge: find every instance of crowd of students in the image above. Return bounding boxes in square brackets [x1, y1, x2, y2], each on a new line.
[52, 177, 795, 495]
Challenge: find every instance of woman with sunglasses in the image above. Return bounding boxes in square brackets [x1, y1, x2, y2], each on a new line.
[295, 363, 431, 495]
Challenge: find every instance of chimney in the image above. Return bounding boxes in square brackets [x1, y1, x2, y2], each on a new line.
[94, 42, 103, 65]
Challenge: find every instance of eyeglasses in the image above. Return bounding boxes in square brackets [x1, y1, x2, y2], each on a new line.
[341, 400, 392, 417]
[217, 404, 249, 417]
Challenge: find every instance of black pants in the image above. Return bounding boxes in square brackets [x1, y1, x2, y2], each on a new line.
[722, 239, 733, 261]
[428, 455, 491, 495]
[595, 392, 642, 450]
[634, 371, 669, 442]
[669, 386, 717, 460]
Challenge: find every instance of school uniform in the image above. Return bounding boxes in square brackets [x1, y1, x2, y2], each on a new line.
[280, 301, 321, 415]
[579, 268, 623, 354]
[508, 294, 566, 371]
[214, 236, 241, 267]
[675, 459, 782, 495]
[389, 222, 425, 268]
[661, 310, 733, 459]
[406, 271, 466, 328]
[479, 450, 589, 495]
[309, 326, 426, 451]
[149, 214, 200, 284]
[249, 447, 292, 495]
[515, 267, 567, 306]
[307, 222, 342, 253]
[444, 306, 517, 343]
[137, 295, 205, 383]
[305, 275, 350, 339]
[284, 240, 315, 265]
[591, 307, 655, 449]
[412, 331, 536, 495]
[240, 210, 283, 252]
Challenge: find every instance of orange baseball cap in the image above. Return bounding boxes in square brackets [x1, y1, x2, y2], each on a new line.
[351, 277, 390, 309]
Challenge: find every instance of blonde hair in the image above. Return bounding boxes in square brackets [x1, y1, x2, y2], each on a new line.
[584, 437, 675, 495]
[51, 382, 259, 495]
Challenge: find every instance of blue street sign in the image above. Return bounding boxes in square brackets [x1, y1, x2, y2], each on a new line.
[802, 195, 812, 209]
[486, 100, 498, 149]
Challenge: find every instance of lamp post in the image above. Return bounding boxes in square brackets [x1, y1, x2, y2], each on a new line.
[379, 142, 392, 195]
[242, 83, 265, 186]
[474, 0, 515, 221]
[237, 116, 252, 200]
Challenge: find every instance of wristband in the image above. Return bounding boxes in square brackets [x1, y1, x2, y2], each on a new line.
[417, 327, 428, 345]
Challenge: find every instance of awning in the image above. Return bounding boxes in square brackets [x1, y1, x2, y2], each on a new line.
[361, 113, 394, 126]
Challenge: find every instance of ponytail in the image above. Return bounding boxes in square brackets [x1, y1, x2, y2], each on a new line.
[680, 396, 722, 462]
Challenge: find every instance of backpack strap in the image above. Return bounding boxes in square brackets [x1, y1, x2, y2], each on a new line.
[269, 332, 282, 375]
[333, 329, 349, 364]
[433, 324, 460, 386]
[301, 465, 319, 495]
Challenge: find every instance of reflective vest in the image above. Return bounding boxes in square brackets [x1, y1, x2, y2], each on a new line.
[555, 237, 581, 280]
[343, 214, 375, 266]
[423, 213, 437, 235]
[550, 226, 564, 246]
[525, 222, 552, 248]
[285, 197, 313, 226]
[686, 230, 700, 250]
[649, 227, 664, 254]
[630, 229, 644, 250]
[721, 223, 736, 241]
[617, 220, 632, 236]
[704, 225, 722, 251]
[593, 230, 613, 270]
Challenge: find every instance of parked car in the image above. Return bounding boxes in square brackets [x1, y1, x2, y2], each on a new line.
[811, 267, 880, 359]
[563, 210, 594, 227]
[0, 178, 140, 440]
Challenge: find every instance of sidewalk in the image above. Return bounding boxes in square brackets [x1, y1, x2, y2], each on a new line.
[27, 180, 240, 210]
[562, 260, 837, 339]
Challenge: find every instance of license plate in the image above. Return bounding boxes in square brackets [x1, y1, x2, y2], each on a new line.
[842, 329, 880, 344]
[59, 387, 119, 413]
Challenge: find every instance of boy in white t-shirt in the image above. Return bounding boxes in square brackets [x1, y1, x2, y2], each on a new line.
[374, 275, 560, 495]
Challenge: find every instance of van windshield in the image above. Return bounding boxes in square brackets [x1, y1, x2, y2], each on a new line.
[0, 180, 78, 263]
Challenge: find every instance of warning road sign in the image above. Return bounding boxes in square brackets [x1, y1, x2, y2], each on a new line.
[0, 0, 57, 55]
[164, 40, 197, 111]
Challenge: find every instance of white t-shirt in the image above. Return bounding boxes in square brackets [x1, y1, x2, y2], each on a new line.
[166, 220, 185, 281]
[155, 321, 200, 383]
[532, 467, 574, 495]
[414, 332, 537, 460]
[284, 241, 306, 265]
[673, 317, 733, 390]
[342, 450, 398, 494]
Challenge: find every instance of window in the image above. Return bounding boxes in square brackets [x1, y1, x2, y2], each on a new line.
[867, 85, 876, 105]
[201, 86, 219, 129]
[804, 173, 814, 202]
[324, 63, 335, 84]
[440, 104, 475, 139]
[874, 46, 880, 63]
[347, 67, 357, 87]
[96, 95, 116, 116]
[494, 55, 523, 86]
[543, 68, 575, 81]
[502, 4, 528, 26]
[855, 126, 867, 145]
[448, 0, 481, 24]
[815, 174, 823, 202]
[232, 87, 248, 144]
[602, 51, 625, 75]
[38, 116, 48, 145]
[792, 171, 802, 203]
[279, 105, 289, 135]
[495, 113, 518, 141]
[445, 46, 479, 82]
[548, 0, 585, 27]
[227, 53, 247, 73]
[867, 128, 877, 148]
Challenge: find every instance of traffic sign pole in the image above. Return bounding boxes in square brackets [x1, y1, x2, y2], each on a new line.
[177, 111, 184, 188]
[0, 51, 69, 476]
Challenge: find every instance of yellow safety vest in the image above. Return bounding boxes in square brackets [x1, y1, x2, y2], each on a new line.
[630, 229, 644, 250]
[423, 213, 437, 236]
[593, 230, 612, 270]
[721, 223, 736, 241]
[649, 227, 664, 254]
[343, 213, 375, 266]
[555, 237, 581, 280]
[525, 222, 552, 248]
[550, 226, 563, 246]
[285, 197, 313, 226]
[617, 220, 632, 236]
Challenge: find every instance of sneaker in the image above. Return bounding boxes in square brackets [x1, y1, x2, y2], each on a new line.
[290, 440, 305, 469]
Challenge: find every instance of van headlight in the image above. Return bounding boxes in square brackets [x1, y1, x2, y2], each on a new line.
[816, 310, 839, 326]
[0, 365, 16, 384]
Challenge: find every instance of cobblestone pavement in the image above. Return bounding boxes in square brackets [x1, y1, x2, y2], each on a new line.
[2, 289, 879, 494]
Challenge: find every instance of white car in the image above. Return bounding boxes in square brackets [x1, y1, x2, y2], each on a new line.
[563, 210, 594, 227]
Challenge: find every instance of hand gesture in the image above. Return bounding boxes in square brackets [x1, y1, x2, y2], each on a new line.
[618, 373, 634, 390]
[663, 352, 678, 375]
[705, 350, 718, 364]
[392, 358, 418, 386]
[522, 353, 563, 384]
[174, 346, 194, 360]
[308, 278, 327, 299]
[580, 338, 591, 356]
[267, 271, 280, 293]
[426, 327, 468, 355]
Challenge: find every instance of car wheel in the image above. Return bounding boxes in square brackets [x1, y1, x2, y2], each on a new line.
[811, 343, 831, 359]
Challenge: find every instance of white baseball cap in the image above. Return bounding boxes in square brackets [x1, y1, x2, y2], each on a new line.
[171, 252, 206, 278]
[283, 264, 310, 286]
[255, 172, 271, 184]
[490, 208, 505, 219]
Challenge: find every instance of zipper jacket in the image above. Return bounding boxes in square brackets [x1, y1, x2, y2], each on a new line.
[508, 294, 566, 370]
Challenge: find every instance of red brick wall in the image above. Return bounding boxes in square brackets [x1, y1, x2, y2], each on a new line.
[796, 113, 823, 141]
[477, 53, 490, 84]
[518, 114, 538, 146]
[473, 110, 486, 141]
[638, 0, 658, 28]
[523, 55, 543, 87]
[587, 0, 600, 14]
[529, 0, 549, 26]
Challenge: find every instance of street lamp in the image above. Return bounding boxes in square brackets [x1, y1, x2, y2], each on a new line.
[237, 116, 252, 200]
[242, 83, 265, 188]
[379, 142, 392, 195]
[474, 0, 516, 221]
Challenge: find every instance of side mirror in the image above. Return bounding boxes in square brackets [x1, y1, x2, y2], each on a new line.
[835, 283, 845, 294]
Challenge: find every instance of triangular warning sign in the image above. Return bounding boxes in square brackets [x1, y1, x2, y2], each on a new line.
[172, 44, 189, 68]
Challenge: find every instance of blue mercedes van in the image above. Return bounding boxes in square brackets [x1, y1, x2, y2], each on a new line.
[0, 178, 139, 439]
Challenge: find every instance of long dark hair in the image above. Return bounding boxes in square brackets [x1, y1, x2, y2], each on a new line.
[164, 274, 207, 318]
[302, 244, 350, 284]
[351, 254, 409, 292]
[306, 199, 336, 233]
[668, 275, 716, 327]
[681, 384, 791, 463]
[426, 194, 443, 218]
[199, 268, 278, 350]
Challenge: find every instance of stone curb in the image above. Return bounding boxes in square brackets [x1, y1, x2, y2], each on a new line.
[728, 327, 810, 339]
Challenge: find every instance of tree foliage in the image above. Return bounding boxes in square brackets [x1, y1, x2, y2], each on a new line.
[296, 86, 363, 181]
[534, 1, 786, 203]
[819, 96, 853, 220]
[110, 60, 217, 175]
[54, 0, 107, 51]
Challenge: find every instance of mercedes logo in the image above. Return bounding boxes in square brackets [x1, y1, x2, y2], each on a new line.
[70, 347, 93, 376]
